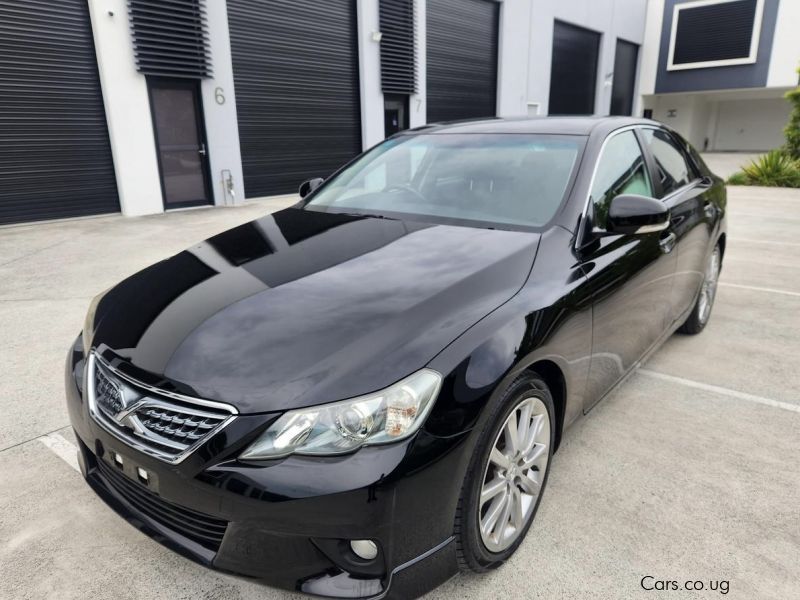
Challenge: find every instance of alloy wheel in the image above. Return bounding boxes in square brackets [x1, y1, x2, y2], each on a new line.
[478, 396, 550, 553]
[698, 247, 721, 325]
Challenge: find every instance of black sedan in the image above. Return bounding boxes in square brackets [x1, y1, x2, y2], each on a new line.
[66, 117, 726, 599]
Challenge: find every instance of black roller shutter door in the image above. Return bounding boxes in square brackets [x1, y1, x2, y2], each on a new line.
[549, 21, 601, 116]
[427, 0, 498, 123]
[610, 39, 639, 116]
[0, 0, 119, 225]
[227, 0, 362, 199]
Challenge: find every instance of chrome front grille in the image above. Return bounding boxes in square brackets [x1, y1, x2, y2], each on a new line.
[87, 353, 236, 464]
[139, 406, 222, 442]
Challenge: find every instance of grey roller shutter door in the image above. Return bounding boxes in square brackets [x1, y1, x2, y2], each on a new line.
[549, 21, 601, 116]
[227, 0, 362, 199]
[610, 39, 639, 116]
[0, 0, 119, 225]
[426, 0, 499, 123]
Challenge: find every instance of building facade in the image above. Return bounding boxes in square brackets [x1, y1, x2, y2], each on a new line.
[0, 0, 647, 225]
[638, 0, 800, 152]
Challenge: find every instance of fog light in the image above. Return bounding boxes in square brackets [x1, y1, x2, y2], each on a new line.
[136, 467, 149, 482]
[350, 539, 378, 561]
[113, 452, 123, 467]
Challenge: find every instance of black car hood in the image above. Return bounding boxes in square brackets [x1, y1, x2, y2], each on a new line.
[90, 208, 540, 413]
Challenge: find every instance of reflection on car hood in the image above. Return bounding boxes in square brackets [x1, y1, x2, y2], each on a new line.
[90, 208, 540, 413]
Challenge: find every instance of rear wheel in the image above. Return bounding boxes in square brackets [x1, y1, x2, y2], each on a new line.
[679, 244, 721, 335]
[454, 373, 554, 572]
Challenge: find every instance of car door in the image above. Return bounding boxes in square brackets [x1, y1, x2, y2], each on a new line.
[639, 127, 712, 323]
[579, 128, 677, 411]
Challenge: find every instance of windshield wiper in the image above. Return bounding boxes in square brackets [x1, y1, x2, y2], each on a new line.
[339, 211, 395, 220]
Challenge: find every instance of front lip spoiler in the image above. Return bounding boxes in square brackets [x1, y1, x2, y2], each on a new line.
[84, 447, 217, 566]
[299, 537, 456, 599]
[87, 444, 457, 599]
[384, 537, 455, 593]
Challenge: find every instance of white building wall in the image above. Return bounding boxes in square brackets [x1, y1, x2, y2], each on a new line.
[89, 0, 651, 217]
[359, 0, 650, 132]
[767, 0, 800, 88]
[357, 0, 428, 147]
[87, 0, 162, 216]
[638, 0, 665, 98]
[357, 0, 385, 150]
[713, 97, 791, 151]
[200, 1, 245, 206]
[409, 0, 427, 128]
[496, 0, 531, 117]
[524, 0, 648, 116]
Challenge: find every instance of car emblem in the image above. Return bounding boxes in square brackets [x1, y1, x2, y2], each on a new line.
[95, 368, 146, 432]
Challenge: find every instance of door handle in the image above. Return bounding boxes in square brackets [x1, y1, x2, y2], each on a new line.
[198, 143, 207, 157]
[659, 231, 677, 254]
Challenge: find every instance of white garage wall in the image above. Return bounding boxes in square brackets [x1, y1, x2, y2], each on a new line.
[524, 0, 648, 116]
[87, 0, 163, 216]
[713, 98, 791, 151]
[200, 1, 245, 206]
[767, 0, 800, 88]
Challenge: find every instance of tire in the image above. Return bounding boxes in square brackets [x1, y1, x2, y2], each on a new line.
[454, 372, 555, 573]
[678, 244, 721, 335]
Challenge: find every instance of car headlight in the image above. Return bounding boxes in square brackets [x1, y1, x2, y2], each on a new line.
[82, 291, 106, 355]
[240, 369, 442, 460]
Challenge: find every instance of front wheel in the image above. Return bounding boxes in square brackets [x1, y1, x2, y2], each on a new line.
[454, 373, 554, 572]
[679, 244, 721, 335]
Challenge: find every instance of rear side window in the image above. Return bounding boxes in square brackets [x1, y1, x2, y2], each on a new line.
[591, 130, 653, 230]
[641, 129, 696, 197]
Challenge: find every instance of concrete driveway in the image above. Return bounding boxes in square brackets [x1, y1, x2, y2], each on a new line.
[701, 153, 764, 180]
[1, 188, 798, 600]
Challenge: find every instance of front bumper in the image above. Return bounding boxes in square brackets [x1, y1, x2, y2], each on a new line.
[66, 339, 469, 598]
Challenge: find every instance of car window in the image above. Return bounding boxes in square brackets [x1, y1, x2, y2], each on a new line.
[305, 133, 584, 229]
[590, 130, 653, 230]
[641, 128, 696, 197]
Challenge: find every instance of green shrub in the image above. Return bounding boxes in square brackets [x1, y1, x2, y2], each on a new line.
[727, 150, 800, 187]
[727, 171, 749, 186]
[785, 69, 800, 160]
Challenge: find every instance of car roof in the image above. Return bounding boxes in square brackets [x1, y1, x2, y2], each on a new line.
[406, 116, 659, 136]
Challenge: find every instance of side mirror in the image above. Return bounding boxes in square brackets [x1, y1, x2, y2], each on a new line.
[299, 177, 324, 198]
[607, 194, 670, 235]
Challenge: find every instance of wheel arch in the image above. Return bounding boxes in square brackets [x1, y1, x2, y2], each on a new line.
[525, 360, 566, 452]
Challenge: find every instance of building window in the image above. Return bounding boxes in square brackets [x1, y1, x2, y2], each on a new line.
[667, 0, 764, 71]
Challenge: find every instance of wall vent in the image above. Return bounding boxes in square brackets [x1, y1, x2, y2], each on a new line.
[128, 0, 212, 78]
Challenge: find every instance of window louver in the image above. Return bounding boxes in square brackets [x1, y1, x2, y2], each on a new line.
[380, 0, 416, 94]
[128, 0, 211, 78]
[671, 0, 758, 67]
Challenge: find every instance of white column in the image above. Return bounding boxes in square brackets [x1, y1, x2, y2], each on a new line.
[357, 0, 385, 149]
[497, 0, 532, 117]
[637, 0, 664, 99]
[200, 0, 245, 205]
[409, 0, 427, 127]
[766, 0, 800, 88]
[87, 0, 163, 216]
[527, 0, 556, 115]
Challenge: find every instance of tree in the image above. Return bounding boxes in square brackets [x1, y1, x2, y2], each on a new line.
[785, 67, 800, 160]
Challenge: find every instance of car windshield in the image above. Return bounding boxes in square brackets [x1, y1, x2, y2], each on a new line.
[303, 133, 584, 229]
